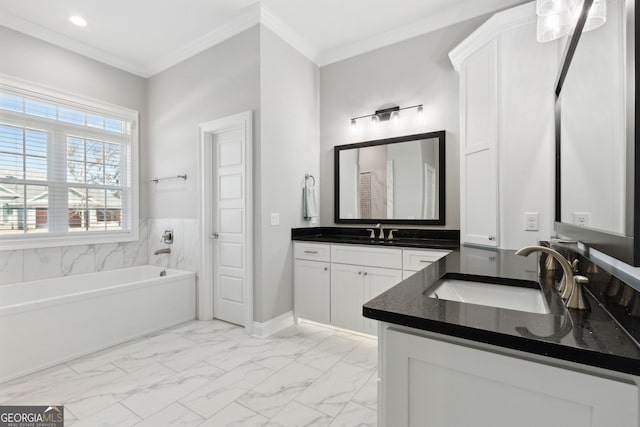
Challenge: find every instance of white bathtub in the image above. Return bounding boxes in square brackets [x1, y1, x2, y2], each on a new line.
[0, 265, 195, 384]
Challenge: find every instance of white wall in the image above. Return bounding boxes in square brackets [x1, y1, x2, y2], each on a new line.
[146, 26, 261, 220]
[0, 26, 149, 285]
[319, 16, 489, 228]
[257, 26, 320, 322]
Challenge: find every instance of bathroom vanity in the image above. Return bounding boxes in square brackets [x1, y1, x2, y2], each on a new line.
[364, 246, 640, 427]
[291, 227, 458, 335]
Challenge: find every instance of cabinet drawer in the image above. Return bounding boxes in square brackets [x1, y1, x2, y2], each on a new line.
[403, 249, 451, 271]
[331, 244, 402, 269]
[294, 242, 330, 262]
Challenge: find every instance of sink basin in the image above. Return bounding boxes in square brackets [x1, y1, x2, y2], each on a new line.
[426, 274, 550, 314]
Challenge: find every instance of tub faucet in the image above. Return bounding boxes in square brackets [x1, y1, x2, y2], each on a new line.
[154, 248, 171, 255]
[515, 245, 590, 310]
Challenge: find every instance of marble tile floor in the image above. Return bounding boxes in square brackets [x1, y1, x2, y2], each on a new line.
[0, 320, 378, 426]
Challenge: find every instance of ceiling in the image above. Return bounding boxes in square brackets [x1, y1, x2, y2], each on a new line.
[0, 0, 527, 77]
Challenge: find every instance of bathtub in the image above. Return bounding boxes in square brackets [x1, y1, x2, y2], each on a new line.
[0, 265, 195, 384]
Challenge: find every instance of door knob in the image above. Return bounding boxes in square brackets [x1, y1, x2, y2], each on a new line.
[210, 232, 219, 239]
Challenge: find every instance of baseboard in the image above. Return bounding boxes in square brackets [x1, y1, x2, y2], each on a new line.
[252, 311, 295, 338]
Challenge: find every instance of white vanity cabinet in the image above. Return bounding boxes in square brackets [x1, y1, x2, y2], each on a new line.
[293, 243, 331, 324]
[402, 248, 450, 279]
[449, 2, 559, 249]
[380, 326, 639, 427]
[293, 241, 450, 335]
[331, 245, 403, 334]
[330, 263, 403, 333]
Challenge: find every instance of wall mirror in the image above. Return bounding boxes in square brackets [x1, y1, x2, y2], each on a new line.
[334, 131, 445, 225]
[555, 0, 639, 265]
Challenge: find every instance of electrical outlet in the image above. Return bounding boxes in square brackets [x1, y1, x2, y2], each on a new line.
[270, 212, 280, 226]
[524, 212, 539, 231]
[574, 212, 590, 227]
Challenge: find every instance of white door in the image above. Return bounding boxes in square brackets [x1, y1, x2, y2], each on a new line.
[212, 127, 248, 325]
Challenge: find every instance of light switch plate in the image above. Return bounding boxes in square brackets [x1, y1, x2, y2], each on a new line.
[574, 212, 590, 227]
[525, 212, 539, 231]
[270, 212, 280, 226]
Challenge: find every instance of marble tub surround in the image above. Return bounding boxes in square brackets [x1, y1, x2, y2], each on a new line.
[147, 218, 200, 277]
[363, 245, 640, 376]
[291, 226, 459, 249]
[0, 320, 378, 427]
[0, 220, 149, 285]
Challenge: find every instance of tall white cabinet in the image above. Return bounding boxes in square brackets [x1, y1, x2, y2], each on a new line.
[449, 2, 559, 250]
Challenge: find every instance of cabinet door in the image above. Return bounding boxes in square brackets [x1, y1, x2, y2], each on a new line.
[363, 267, 403, 335]
[460, 39, 499, 247]
[383, 329, 638, 427]
[294, 259, 330, 324]
[330, 263, 364, 332]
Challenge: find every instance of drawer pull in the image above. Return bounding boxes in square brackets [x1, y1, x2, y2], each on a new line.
[324, 267, 328, 271]
[419, 260, 432, 263]
[304, 250, 319, 254]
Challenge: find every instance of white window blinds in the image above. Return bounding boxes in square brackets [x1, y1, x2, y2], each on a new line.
[0, 78, 138, 248]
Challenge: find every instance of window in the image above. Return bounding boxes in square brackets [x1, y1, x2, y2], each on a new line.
[0, 77, 138, 249]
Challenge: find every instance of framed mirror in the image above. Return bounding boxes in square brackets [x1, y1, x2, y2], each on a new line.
[555, 0, 639, 265]
[334, 131, 445, 225]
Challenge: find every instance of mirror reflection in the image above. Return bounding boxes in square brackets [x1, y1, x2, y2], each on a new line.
[335, 131, 445, 224]
[559, 0, 630, 235]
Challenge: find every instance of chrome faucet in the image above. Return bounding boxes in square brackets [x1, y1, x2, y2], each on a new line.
[154, 248, 171, 255]
[375, 223, 385, 240]
[515, 245, 590, 310]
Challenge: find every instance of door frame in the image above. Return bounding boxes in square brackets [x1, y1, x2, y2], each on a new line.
[198, 111, 253, 333]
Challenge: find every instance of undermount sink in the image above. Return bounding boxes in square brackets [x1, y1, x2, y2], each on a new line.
[426, 273, 550, 314]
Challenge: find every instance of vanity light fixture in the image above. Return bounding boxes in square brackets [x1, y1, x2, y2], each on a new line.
[69, 16, 88, 27]
[349, 104, 423, 130]
[536, 0, 606, 43]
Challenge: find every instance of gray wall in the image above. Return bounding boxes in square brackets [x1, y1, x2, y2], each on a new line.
[146, 26, 261, 220]
[319, 16, 489, 228]
[0, 25, 148, 218]
[256, 26, 320, 322]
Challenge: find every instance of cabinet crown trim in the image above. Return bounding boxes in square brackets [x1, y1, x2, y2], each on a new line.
[449, 2, 536, 71]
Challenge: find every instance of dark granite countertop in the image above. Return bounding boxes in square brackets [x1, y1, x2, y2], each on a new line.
[291, 226, 460, 250]
[363, 245, 640, 376]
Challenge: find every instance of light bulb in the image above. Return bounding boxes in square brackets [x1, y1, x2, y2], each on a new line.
[537, 9, 573, 42]
[391, 111, 400, 125]
[69, 16, 87, 27]
[371, 115, 379, 130]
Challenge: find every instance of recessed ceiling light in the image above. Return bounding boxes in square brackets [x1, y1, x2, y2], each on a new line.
[69, 16, 87, 27]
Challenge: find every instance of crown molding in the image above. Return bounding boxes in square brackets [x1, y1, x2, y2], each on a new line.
[0, 8, 148, 77]
[145, 4, 262, 77]
[448, 2, 536, 71]
[318, 1, 532, 67]
[259, 5, 320, 64]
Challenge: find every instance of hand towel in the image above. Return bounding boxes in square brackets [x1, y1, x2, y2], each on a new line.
[303, 186, 318, 220]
